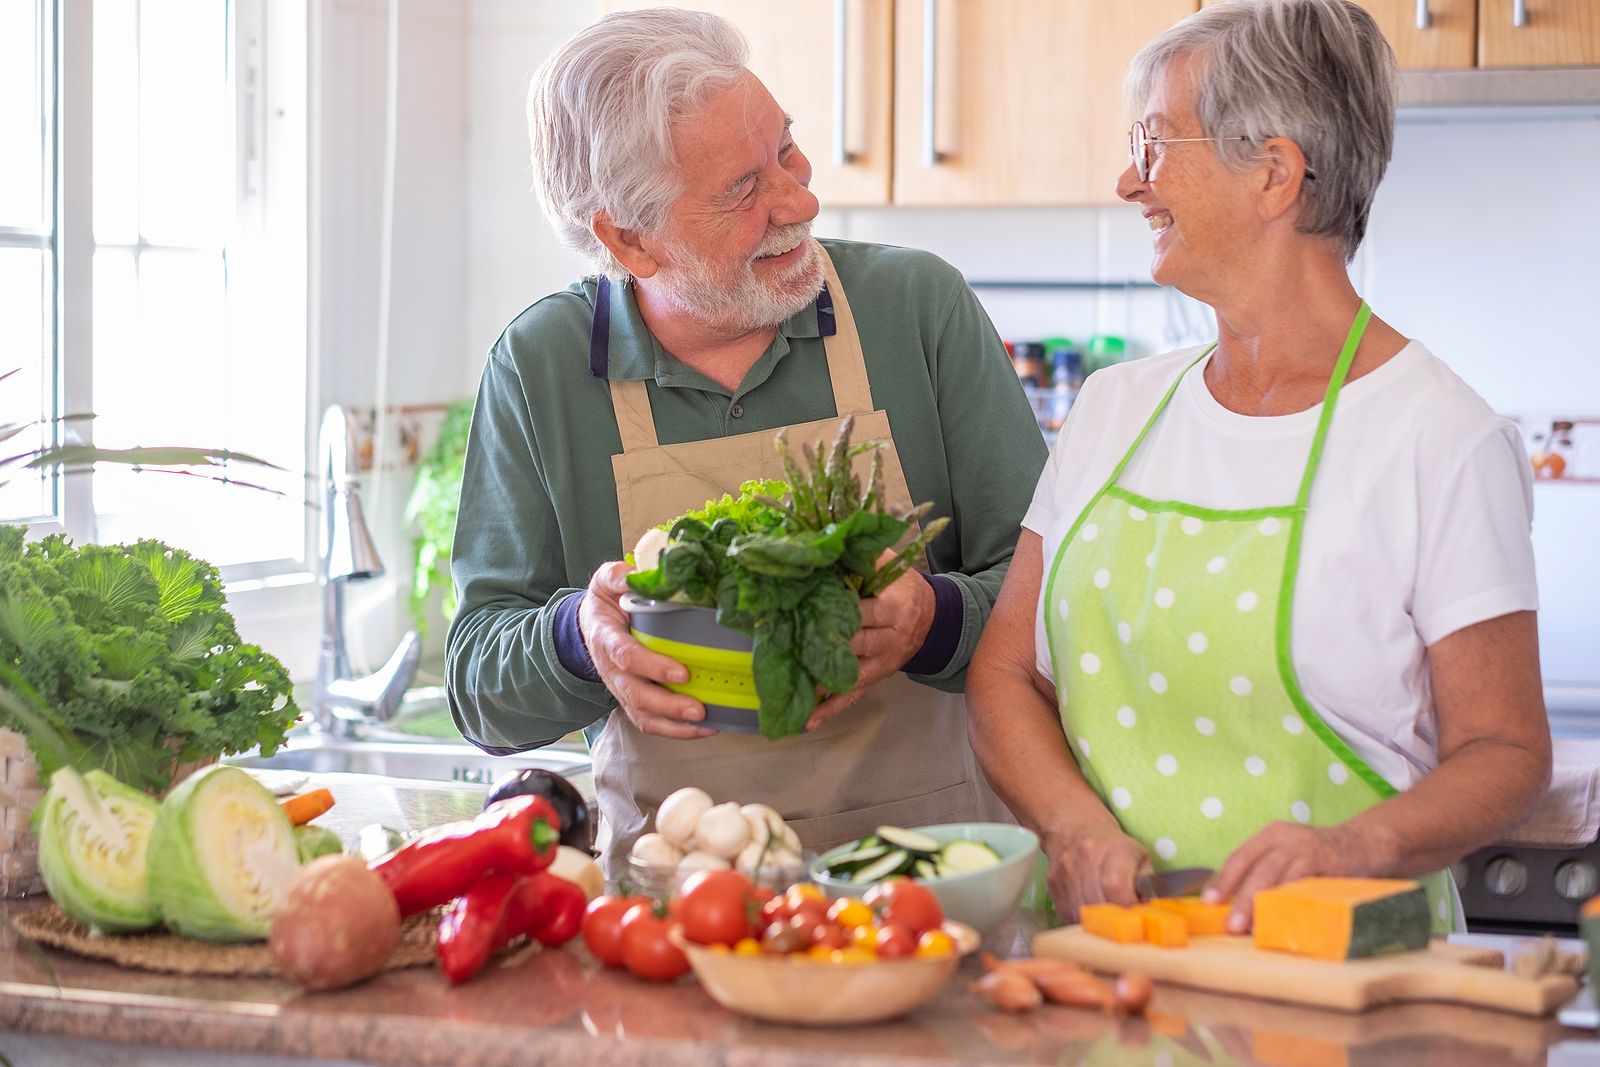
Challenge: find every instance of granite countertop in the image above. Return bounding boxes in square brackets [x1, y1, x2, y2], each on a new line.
[0, 774, 1596, 1067]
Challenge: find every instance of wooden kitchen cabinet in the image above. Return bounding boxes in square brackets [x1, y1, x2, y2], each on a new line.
[893, 1, 1198, 206]
[1478, 0, 1600, 67]
[1203, 0, 1477, 68]
[598, 0, 895, 205]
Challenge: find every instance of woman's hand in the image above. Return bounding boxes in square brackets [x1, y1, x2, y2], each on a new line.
[1204, 820, 1394, 934]
[1045, 826, 1154, 922]
[577, 562, 717, 740]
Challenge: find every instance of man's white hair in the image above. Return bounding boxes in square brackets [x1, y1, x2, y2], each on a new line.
[527, 8, 749, 280]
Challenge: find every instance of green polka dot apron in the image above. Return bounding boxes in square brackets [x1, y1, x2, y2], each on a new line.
[1043, 303, 1458, 933]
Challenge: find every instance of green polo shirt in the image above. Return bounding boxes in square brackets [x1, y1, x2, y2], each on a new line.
[446, 238, 1047, 750]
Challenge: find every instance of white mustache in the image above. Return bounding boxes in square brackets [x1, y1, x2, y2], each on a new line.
[754, 224, 812, 260]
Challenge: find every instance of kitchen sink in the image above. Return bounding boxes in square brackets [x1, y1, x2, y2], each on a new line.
[228, 737, 591, 787]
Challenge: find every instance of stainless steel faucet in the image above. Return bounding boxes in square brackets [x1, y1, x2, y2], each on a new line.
[313, 404, 421, 736]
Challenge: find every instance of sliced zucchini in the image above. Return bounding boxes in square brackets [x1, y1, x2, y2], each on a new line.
[876, 826, 941, 854]
[851, 850, 910, 884]
[938, 839, 1002, 877]
[821, 844, 890, 876]
[913, 859, 937, 880]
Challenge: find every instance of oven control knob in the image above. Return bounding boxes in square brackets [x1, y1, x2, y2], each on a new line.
[1483, 856, 1528, 898]
[1554, 860, 1599, 902]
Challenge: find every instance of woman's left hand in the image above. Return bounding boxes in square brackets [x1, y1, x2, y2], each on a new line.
[1203, 820, 1395, 934]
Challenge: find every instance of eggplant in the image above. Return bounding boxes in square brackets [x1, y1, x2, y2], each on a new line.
[484, 768, 595, 852]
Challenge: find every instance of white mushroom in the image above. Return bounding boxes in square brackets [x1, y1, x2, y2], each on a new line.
[735, 838, 802, 879]
[694, 801, 752, 859]
[739, 803, 801, 853]
[632, 527, 670, 572]
[676, 850, 732, 876]
[629, 832, 684, 871]
[654, 787, 713, 846]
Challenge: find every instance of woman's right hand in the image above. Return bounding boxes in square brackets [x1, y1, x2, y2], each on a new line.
[1045, 825, 1153, 921]
[577, 562, 718, 740]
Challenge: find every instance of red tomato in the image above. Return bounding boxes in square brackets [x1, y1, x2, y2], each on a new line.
[619, 901, 690, 982]
[787, 897, 829, 926]
[873, 922, 917, 959]
[809, 922, 849, 950]
[760, 894, 793, 924]
[864, 878, 944, 936]
[677, 871, 756, 947]
[581, 895, 638, 969]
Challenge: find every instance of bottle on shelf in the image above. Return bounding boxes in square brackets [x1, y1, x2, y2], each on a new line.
[1043, 338, 1083, 433]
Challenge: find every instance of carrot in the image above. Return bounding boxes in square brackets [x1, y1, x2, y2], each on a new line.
[282, 788, 335, 826]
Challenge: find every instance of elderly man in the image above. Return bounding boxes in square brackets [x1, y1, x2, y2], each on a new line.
[446, 7, 1047, 872]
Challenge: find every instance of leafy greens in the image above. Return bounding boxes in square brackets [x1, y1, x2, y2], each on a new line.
[627, 418, 949, 740]
[0, 526, 298, 793]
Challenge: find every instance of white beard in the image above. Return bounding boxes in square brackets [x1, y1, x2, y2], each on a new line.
[653, 225, 826, 335]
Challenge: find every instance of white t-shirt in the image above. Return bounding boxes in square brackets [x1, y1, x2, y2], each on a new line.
[1023, 341, 1538, 792]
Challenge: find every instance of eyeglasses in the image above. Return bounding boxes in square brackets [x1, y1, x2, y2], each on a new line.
[1128, 120, 1249, 182]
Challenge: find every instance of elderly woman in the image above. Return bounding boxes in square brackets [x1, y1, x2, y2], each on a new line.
[967, 0, 1549, 934]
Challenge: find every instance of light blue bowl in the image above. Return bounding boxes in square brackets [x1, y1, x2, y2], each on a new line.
[808, 822, 1041, 937]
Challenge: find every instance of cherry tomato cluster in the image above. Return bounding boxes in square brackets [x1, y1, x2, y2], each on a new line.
[710, 874, 950, 964]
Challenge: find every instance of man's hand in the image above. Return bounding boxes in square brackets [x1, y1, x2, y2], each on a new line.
[804, 565, 935, 732]
[1045, 826, 1152, 922]
[577, 561, 717, 740]
[1204, 820, 1394, 934]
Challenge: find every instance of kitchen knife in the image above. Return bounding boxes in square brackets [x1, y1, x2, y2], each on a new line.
[1135, 867, 1214, 901]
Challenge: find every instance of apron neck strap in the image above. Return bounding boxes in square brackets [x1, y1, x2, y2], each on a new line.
[1293, 300, 1371, 510]
[600, 246, 876, 455]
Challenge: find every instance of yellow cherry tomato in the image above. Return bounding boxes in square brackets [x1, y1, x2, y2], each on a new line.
[915, 929, 954, 957]
[786, 883, 825, 904]
[709, 943, 731, 955]
[733, 938, 762, 957]
[831, 946, 876, 965]
[827, 898, 874, 930]
[806, 943, 835, 960]
[850, 924, 879, 949]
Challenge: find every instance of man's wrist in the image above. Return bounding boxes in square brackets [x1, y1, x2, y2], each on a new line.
[554, 591, 601, 683]
[901, 572, 962, 676]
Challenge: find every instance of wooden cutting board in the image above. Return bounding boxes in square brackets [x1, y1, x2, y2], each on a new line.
[1032, 926, 1579, 1016]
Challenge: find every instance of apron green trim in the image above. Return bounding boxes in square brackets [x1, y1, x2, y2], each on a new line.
[1269, 303, 1397, 800]
[1105, 486, 1296, 523]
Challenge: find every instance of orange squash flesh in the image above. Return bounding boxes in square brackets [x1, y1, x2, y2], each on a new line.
[1151, 897, 1232, 936]
[1080, 903, 1145, 943]
[1252, 877, 1430, 961]
[1135, 904, 1190, 947]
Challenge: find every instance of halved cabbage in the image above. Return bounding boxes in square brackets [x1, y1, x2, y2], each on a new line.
[35, 767, 160, 933]
[148, 765, 300, 941]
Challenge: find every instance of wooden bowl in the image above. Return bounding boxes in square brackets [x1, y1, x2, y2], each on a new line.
[671, 921, 979, 1026]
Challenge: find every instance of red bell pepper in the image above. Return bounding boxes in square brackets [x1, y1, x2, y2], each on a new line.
[511, 871, 587, 947]
[372, 794, 560, 916]
[435, 871, 589, 983]
[436, 871, 519, 983]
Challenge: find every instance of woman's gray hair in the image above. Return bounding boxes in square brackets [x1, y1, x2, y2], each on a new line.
[527, 9, 749, 279]
[1126, 0, 1397, 262]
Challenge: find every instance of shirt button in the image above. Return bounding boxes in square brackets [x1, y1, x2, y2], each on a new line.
[730, 403, 744, 418]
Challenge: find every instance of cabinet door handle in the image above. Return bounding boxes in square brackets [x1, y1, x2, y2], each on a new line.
[922, 0, 943, 166]
[833, 0, 851, 165]
[1416, 0, 1430, 30]
[1513, 0, 1528, 28]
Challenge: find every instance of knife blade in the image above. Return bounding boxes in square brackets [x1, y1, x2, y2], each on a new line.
[1135, 866, 1214, 902]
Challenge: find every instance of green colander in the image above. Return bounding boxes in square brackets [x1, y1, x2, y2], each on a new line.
[622, 594, 760, 734]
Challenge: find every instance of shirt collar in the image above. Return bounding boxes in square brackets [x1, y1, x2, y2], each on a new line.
[588, 275, 837, 382]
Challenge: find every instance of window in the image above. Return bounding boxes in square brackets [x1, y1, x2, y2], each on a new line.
[3, 0, 309, 577]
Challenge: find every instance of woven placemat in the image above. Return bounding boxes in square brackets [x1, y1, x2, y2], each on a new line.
[12, 903, 440, 977]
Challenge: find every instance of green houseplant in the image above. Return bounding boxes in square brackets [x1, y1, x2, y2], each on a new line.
[404, 397, 473, 638]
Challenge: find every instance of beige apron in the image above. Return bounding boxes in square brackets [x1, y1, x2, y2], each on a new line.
[593, 248, 1009, 876]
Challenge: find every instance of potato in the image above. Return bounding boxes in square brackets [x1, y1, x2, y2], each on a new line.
[269, 855, 400, 990]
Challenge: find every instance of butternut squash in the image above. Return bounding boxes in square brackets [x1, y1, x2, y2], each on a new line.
[1080, 903, 1144, 943]
[1134, 904, 1189, 948]
[1252, 877, 1429, 961]
[1150, 897, 1231, 936]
